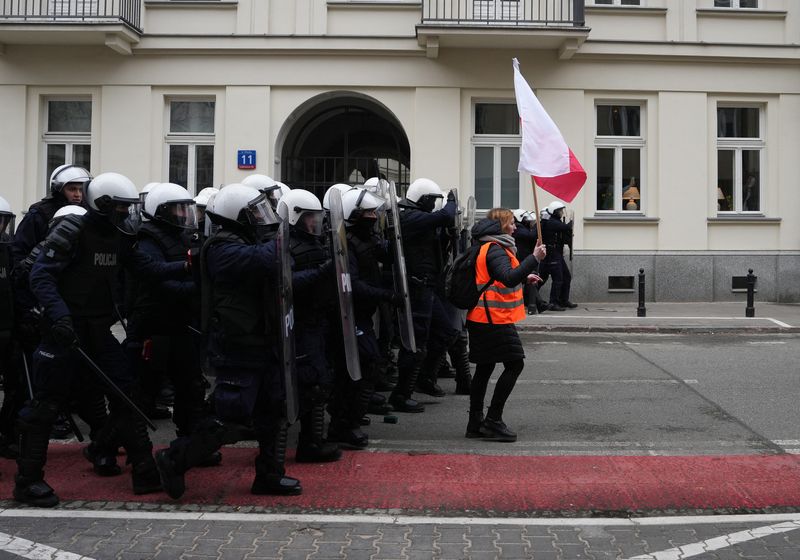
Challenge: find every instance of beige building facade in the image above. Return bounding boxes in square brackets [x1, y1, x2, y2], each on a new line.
[1, 0, 799, 301]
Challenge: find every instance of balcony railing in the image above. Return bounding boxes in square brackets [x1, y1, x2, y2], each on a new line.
[421, 0, 585, 27]
[0, 0, 141, 32]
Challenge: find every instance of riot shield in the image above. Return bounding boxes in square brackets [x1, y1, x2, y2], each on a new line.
[276, 218, 300, 423]
[465, 196, 476, 249]
[328, 188, 362, 382]
[449, 188, 462, 259]
[387, 182, 417, 354]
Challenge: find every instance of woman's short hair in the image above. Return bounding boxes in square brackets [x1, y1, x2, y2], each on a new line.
[487, 208, 514, 231]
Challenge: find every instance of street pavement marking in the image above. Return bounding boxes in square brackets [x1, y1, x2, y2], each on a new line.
[513, 379, 684, 384]
[532, 315, 793, 326]
[0, 531, 92, 559]
[772, 440, 800, 454]
[748, 341, 787, 345]
[531, 341, 568, 344]
[1, 508, 800, 528]
[624, 520, 800, 559]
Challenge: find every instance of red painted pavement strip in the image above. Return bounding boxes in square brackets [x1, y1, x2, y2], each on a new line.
[2, 446, 800, 512]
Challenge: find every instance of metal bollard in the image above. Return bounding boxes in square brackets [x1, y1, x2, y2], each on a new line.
[637, 268, 646, 317]
[745, 268, 756, 318]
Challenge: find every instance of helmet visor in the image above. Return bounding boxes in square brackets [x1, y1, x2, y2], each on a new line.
[350, 190, 386, 221]
[246, 193, 281, 227]
[156, 200, 198, 230]
[297, 209, 324, 236]
[261, 185, 285, 210]
[0, 213, 15, 237]
[108, 199, 142, 235]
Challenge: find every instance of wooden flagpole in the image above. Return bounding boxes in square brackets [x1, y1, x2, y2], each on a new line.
[530, 175, 543, 243]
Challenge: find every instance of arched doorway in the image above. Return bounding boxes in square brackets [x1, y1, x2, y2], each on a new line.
[280, 94, 410, 200]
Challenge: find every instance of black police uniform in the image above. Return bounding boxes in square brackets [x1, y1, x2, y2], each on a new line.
[127, 222, 207, 437]
[391, 196, 460, 412]
[0, 233, 24, 457]
[16, 211, 186, 507]
[155, 227, 303, 499]
[289, 228, 341, 463]
[540, 214, 574, 308]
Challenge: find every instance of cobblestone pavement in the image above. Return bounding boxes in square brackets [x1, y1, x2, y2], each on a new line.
[1, 509, 799, 559]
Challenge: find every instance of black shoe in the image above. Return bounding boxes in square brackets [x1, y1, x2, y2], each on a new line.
[388, 393, 425, 413]
[465, 411, 484, 439]
[328, 425, 369, 450]
[526, 306, 536, 316]
[251, 473, 302, 495]
[295, 440, 342, 463]
[547, 303, 566, 312]
[154, 449, 185, 499]
[416, 380, 445, 398]
[480, 417, 517, 442]
[561, 301, 578, 309]
[83, 444, 122, 477]
[13, 477, 59, 508]
[438, 363, 456, 379]
[368, 393, 393, 415]
[196, 451, 222, 468]
[536, 302, 549, 313]
[359, 415, 371, 426]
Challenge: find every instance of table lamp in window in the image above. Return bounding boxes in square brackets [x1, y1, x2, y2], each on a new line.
[622, 177, 640, 211]
[717, 187, 725, 211]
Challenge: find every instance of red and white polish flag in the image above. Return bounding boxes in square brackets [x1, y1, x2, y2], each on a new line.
[513, 58, 586, 203]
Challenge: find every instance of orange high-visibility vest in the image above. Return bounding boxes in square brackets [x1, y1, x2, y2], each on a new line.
[466, 242, 526, 324]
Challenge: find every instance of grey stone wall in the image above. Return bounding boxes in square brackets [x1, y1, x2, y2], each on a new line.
[538, 252, 800, 303]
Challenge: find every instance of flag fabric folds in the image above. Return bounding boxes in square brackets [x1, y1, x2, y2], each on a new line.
[513, 58, 586, 203]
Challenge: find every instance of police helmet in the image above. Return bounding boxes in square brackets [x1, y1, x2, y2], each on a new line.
[144, 183, 198, 230]
[545, 201, 566, 219]
[341, 187, 385, 224]
[194, 187, 219, 209]
[50, 164, 92, 195]
[405, 178, 443, 212]
[51, 204, 87, 223]
[85, 172, 143, 235]
[277, 189, 324, 237]
[0, 195, 15, 237]
[211, 184, 279, 234]
[322, 183, 357, 211]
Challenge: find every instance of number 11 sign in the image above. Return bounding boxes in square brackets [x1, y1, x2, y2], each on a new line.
[237, 150, 256, 170]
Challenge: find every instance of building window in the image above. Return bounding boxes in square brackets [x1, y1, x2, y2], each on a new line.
[43, 99, 92, 192]
[472, 102, 520, 209]
[716, 105, 763, 213]
[713, 0, 758, 8]
[166, 100, 215, 195]
[592, 0, 641, 6]
[595, 103, 645, 212]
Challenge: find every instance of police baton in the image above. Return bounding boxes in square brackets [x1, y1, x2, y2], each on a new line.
[20, 350, 34, 401]
[73, 346, 157, 431]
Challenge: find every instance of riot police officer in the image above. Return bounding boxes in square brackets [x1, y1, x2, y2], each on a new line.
[127, 183, 209, 444]
[0, 196, 18, 457]
[16, 172, 189, 507]
[541, 201, 576, 311]
[327, 187, 401, 448]
[12, 165, 89, 266]
[391, 178, 459, 413]
[155, 184, 302, 498]
[278, 189, 342, 463]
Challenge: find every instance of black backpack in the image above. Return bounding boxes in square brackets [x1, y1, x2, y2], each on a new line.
[444, 242, 495, 310]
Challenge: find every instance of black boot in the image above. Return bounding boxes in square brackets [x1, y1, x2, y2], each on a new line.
[416, 351, 446, 397]
[14, 401, 59, 507]
[295, 403, 341, 463]
[438, 359, 456, 379]
[465, 410, 484, 439]
[83, 442, 122, 477]
[389, 359, 425, 413]
[131, 456, 162, 495]
[252, 421, 302, 495]
[450, 332, 472, 396]
[480, 416, 517, 442]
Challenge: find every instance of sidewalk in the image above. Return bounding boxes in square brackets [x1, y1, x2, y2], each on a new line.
[517, 302, 800, 333]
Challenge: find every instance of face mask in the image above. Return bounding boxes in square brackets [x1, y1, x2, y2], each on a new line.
[418, 196, 437, 213]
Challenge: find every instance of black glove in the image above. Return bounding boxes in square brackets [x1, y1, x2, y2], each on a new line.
[388, 291, 405, 308]
[51, 316, 79, 349]
[447, 190, 456, 203]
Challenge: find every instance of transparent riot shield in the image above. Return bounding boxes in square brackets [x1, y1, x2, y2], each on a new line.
[465, 195, 477, 249]
[387, 182, 417, 354]
[328, 188, 362, 382]
[276, 218, 300, 423]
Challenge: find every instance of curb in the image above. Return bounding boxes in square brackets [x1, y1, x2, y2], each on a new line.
[517, 325, 800, 334]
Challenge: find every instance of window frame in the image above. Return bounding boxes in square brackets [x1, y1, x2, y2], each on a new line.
[713, 0, 759, 9]
[164, 97, 216, 196]
[593, 101, 646, 214]
[471, 100, 522, 210]
[715, 103, 765, 215]
[41, 96, 93, 194]
[590, 0, 643, 6]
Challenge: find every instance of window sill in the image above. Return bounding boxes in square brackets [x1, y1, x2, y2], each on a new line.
[696, 8, 787, 19]
[144, 1, 238, 8]
[707, 216, 781, 224]
[585, 215, 659, 224]
[585, 6, 667, 15]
